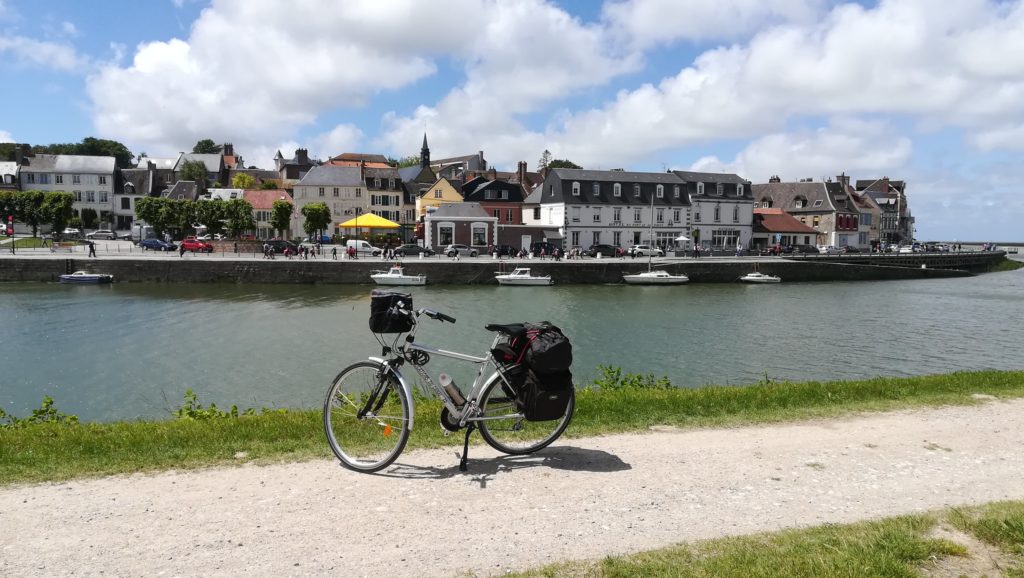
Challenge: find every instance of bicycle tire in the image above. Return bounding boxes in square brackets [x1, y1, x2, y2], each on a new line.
[478, 375, 574, 455]
[323, 361, 411, 473]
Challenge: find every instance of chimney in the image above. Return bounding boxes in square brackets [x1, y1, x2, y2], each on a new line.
[223, 143, 234, 157]
[296, 148, 309, 165]
[488, 167, 497, 180]
[360, 159, 365, 180]
[881, 176, 890, 193]
[15, 144, 24, 166]
[837, 172, 850, 190]
[768, 175, 781, 183]
[478, 151, 485, 170]
[517, 161, 526, 185]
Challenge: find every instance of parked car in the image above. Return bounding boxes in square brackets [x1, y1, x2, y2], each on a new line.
[394, 243, 434, 257]
[444, 244, 478, 257]
[180, 237, 214, 253]
[196, 233, 225, 241]
[793, 244, 819, 254]
[817, 245, 841, 254]
[61, 227, 81, 238]
[139, 238, 176, 251]
[840, 245, 862, 254]
[628, 245, 664, 258]
[586, 244, 621, 257]
[265, 239, 299, 254]
[86, 229, 117, 240]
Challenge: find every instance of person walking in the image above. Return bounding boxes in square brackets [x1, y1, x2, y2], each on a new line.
[178, 243, 185, 258]
[88, 240, 97, 258]
[331, 246, 337, 260]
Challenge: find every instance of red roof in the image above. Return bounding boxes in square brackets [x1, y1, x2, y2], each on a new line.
[754, 208, 818, 234]
[242, 189, 292, 210]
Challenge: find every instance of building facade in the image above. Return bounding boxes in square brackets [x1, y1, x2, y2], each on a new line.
[18, 154, 116, 226]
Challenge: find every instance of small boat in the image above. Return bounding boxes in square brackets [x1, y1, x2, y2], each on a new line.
[623, 269, 689, 285]
[60, 271, 114, 284]
[495, 267, 552, 286]
[370, 265, 426, 286]
[739, 271, 781, 283]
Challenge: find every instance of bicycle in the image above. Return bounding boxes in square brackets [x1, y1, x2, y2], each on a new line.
[323, 295, 575, 473]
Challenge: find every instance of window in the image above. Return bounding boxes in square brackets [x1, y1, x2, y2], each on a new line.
[656, 184, 664, 198]
[859, 232, 868, 245]
[121, 198, 131, 210]
[388, 178, 395, 189]
[633, 183, 640, 197]
[571, 231, 580, 246]
[86, 191, 96, 202]
[333, 188, 339, 197]
[500, 190, 507, 199]
[697, 182, 704, 195]
[485, 190, 494, 200]
[613, 183, 621, 197]
[737, 184, 744, 196]
[716, 183, 724, 196]
[862, 213, 873, 226]
[439, 226, 453, 246]
[593, 209, 601, 223]
[613, 207, 621, 222]
[319, 187, 325, 197]
[656, 208, 664, 223]
[38, 174, 49, 184]
[592, 231, 601, 246]
[694, 208, 701, 222]
[506, 209, 513, 222]
[713, 205, 720, 222]
[813, 216, 820, 227]
[73, 175, 81, 185]
[73, 191, 81, 201]
[55, 175, 63, 184]
[673, 209, 680, 223]
[533, 207, 541, 220]
[493, 209, 500, 219]
[25, 173, 35, 184]
[572, 207, 580, 222]
[812, 199, 823, 207]
[794, 198, 805, 208]
[99, 192, 108, 203]
[711, 229, 740, 248]
[571, 181, 580, 196]
[472, 225, 487, 246]
[634, 208, 641, 222]
[374, 178, 381, 188]
[434, 189, 442, 198]
[99, 176, 107, 185]
[673, 185, 680, 198]
[592, 182, 600, 195]
[613, 231, 621, 246]
[733, 205, 739, 223]
[355, 188, 361, 198]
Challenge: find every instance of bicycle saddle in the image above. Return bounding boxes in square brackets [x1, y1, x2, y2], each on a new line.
[484, 323, 525, 336]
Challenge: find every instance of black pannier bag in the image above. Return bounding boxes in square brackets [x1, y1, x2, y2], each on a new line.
[520, 322, 572, 373]
[520, 368, 573, 421]
[368, 290, 414, 334]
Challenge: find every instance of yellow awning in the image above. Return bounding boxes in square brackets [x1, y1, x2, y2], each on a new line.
[336, 214, 400, 229]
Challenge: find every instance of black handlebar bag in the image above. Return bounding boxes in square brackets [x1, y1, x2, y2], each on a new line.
[369, 290, 414, 333]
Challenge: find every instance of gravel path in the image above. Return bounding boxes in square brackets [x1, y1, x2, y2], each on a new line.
[3, 399, 1023, 577]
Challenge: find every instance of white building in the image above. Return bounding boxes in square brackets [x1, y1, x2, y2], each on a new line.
[19, 154, 116, 227]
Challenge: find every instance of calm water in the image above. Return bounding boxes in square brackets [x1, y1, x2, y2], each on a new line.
[2, 267, 1023, 422]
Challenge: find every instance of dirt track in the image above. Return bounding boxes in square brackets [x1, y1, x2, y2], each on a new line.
[2, 399, 1023, 577]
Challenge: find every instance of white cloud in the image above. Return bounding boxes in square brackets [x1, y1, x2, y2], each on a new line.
[689, 118, 912, 182]
[0, 129, 13, 143]
[61, 21, 78, 38]
[0, 35, 84, 71]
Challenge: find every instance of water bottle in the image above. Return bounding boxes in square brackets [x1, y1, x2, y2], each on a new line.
[439, 373, 465, 407]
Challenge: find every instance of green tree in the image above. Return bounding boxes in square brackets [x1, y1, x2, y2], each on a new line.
[548, 159, 582, 169]
[231, 173, 256, 189]
[179, 160, 209, 187]
[388, 155, 420, 168]
[0, 190, 16, 219]
[270, 199, 294, 238]
[194, 199, 227, 236]
[135, 197, 173, 237]
[192, 139, 222, 154]
[538, 149, 552, 169]
[80, 208, 98, 229]
[301, 202, 331, 239]
[41, 192, 74, 234]
[14, 190, 46, 236]
[168, 199, 197, 235]
[260, 180, 278, 190]
[224, 199, 255, 239]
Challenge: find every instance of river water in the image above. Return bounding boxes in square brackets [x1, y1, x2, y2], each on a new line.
[2, 266, 1023, 422]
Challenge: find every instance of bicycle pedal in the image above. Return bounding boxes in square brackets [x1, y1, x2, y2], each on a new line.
[442, 428, 452, 437]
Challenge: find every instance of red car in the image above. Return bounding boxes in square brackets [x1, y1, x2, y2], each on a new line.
[180, 236, 214, 253]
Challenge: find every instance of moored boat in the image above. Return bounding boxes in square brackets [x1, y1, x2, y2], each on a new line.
[59, 271, 114, 284]
[623, 269, 689, 285]
[370, 265, 426, 286]
[495, 267, 552, 286]
[739, 271, 781, 283]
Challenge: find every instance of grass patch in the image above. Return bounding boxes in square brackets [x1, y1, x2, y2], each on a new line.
[2, 369, 1024, 485]
[948, 501, 1024, 559]
[988, 257, 1024, 272]
[515, 514, 964, 578]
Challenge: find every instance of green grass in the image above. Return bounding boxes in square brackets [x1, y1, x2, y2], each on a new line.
[511, 502, 1024, 578]
[989, 257, 1024, 272]
[2, 369, 1024, 485]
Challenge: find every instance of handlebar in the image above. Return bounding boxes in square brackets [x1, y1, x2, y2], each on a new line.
[418, 308, 456, 324]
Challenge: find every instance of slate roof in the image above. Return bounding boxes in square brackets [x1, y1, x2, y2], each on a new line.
[751, 181, 834, 213]
[536, 168, 693, 206]
[206, 188, 245, 201]
[428, 202, 491, 219]
[294, 166, 363, 187]
[175, 153, 222, 173]
[243, 189, 292, 210]
[753, 208, 818, 234]
[119, 168, 154, 196]
[463, 179, 526, 203]
[22, 154, 115, 173]
[166, 181, 199, 201]
[856, 179, 905, 192]
[330, 152, 389, 164]
[363, 167, 401, 179]
[136, 156, 178, 170]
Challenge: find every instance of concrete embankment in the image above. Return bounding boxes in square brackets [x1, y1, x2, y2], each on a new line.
[0, 252, 1004, 284]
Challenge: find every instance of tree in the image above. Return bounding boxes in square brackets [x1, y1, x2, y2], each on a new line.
[81, 208, 98, 229]
[301, 202, 331, 239]
[168, 199, 196, 235]
[231, 173, 256, 189]
[179, 160, 209, 188]
[260, 180, 278, 190]
[194, 199, 227, 236]
[14, 190, 46, 236]
[224, 199, 255, 239]
[270, 199, 294, 238]
[135, 197, 173, 237]
[538, 149, 552, 170]
[192, 139, 222, 154]
[388, 155, 420, 168]
[548, 159, 582, 169]
[42, 192, 74, 234]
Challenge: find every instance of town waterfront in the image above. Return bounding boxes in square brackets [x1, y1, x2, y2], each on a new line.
[2, 267, 1023, 423]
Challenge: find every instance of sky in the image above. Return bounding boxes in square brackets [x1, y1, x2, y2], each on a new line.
[1, 0, 1023, 241]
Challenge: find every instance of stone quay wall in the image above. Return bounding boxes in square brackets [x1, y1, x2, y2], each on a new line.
[0, 252, 1005, 284]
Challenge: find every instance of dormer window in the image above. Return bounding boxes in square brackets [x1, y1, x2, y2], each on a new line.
[716, 183, 724, 195]
[613, 183, 621, 197]
[388, 178, 395, 189]
[656, 184, 664, 198]
[633, 183, 640, 197]
[812, 200, 823, 207]
[500, 190, 508, 199]
[673, 185, 680, 198]
[374, 178, 381, 189]
[737, 184, 744, 196]
[697, 182, 704, 195]
[592, 182, 600, 195]
[759, 197, 773, 208]
[124, 183, 135, 195]
[794, 197, 806, 209]
[571, 181, 580, 196]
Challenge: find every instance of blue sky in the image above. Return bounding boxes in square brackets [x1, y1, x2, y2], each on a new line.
[2, 0, 1023, 241]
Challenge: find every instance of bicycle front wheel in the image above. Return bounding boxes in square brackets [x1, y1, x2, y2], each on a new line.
[323, 361, 411, 473]
[478, 376, 574, 455]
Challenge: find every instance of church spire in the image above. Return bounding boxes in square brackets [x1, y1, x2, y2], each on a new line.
[420, 133, 430, 169]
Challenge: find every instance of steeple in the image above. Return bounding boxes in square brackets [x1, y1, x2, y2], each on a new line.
[420, 133, 430, 169]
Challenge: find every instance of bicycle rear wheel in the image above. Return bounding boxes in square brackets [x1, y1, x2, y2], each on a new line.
[478, 376, 574, 455]
[323, 361, 411, 473]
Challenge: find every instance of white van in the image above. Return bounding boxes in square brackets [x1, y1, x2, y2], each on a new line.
[345, 239, 382, 256]
[130, 223, 155, 244]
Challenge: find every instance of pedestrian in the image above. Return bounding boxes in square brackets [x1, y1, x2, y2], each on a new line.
[233, 242, 238, 254]
[88, 240, 97, 258]
[262, 242, 269, 259]
[331, 246, 337, 260]
[692, 245, 699, 258]
[178, 243, 185, 258]
[540, 247, 546, 260]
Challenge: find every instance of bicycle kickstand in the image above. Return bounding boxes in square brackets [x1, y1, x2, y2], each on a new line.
[459, 423, 476, 472]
